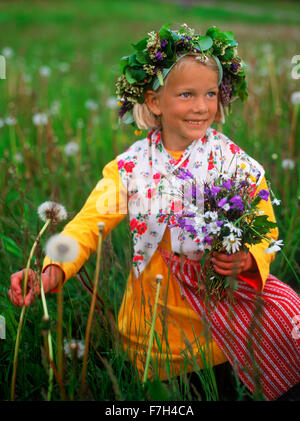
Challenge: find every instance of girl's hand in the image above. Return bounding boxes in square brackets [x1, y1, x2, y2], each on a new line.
[8, 265, 63, 307]
[211, 250, 256, 277]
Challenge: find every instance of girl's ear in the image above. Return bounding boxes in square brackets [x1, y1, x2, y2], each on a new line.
[144, 90, 162, 116]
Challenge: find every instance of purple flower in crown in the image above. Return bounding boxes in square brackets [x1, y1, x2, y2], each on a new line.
[161, 39, 168, 48]
[230, 195, 244, 211]
[259, 189, 269, 201]
[155, 51, 163, 61]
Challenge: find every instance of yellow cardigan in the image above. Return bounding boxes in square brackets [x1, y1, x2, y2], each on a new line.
[42, 150, 279, 380]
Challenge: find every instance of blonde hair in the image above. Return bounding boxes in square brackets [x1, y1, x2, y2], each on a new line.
[133, 54, 225, 130]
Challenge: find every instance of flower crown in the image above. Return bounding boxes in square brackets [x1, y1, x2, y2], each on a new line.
[116, 23, 248, 127]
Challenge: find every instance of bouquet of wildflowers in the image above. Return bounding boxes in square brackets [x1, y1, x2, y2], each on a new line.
[164, 167, 280, 300]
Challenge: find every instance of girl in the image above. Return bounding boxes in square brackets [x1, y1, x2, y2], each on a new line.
[9, 24, 300, 401]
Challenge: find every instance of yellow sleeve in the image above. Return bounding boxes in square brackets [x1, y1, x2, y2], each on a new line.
[241, 176, 279, 291]
[42, 159, 127, 283]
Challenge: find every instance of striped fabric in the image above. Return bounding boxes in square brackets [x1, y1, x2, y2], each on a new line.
[158, 245, 300, 400]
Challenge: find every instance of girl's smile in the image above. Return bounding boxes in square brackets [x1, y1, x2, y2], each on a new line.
[145, 56, 219, 151]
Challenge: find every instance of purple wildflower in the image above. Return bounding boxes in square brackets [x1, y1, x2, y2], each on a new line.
[222, 179, 232, 190]
[217, 197, 228, 208]
[216, 220, 223, 227]
[178, 168, 193, 180]
[230, 195, 244, 211]
[161, 39, 168, 48]
[204, 236, 214, 246]
[211, 185, 222, 196]
[259, 189, 269, 201]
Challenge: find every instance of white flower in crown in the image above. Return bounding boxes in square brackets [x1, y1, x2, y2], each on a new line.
[222, 234, 242, 254]
[224, 222, 242, 237]
[38, 201, 68, 223]
[45, 234, 79, 263]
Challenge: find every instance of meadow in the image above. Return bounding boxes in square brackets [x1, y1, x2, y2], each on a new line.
[0, 0, 300, 402]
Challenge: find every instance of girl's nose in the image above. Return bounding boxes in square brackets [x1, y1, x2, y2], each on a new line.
[192, 97, 208, 113]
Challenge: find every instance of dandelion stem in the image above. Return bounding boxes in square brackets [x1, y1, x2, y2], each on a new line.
[11, 218, 51, 401]
[39, 275, 54, 401]
[80, 222, 105, 396]
[143, 275, 163, 385]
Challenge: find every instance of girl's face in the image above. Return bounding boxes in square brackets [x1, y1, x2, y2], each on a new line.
[146, 58, 219, 150]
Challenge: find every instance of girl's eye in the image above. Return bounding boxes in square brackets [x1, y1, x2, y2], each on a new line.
[180, 92, 191, 98]
[207, 91, 217, 97]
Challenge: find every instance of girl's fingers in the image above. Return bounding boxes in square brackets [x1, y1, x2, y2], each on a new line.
[9, 269, 38, 307]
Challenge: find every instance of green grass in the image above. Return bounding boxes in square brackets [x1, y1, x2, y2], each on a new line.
[0, 0, 300, 402]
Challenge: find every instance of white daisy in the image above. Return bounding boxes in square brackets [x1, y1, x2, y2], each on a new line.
[224, 222, 242, 237]
[222, 234, 242, 254]
[207, 221, 221, 235]
[45, 234, 79, 263]
[264, 239, 283, 254]
[37, 201, 68, 223]
[271, 198, 281, 206]
[204, 211, 218, 221]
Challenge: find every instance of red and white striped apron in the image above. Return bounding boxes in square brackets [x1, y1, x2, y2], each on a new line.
[158, 245, 300, 400]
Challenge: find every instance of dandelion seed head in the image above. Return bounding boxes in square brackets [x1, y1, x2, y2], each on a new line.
[282, 159, 295, 170]
[2, 47, 14, 58]
[39, 66, 51, 77]
[85, 99, 98, 111]
[271, 153, 278, 160]
[64, 141, 79, 156]
[33, 112, 48, 126]
[106, 96, 118, 109]
[64, 339, 85, 359]
[291, 91, 300, 105]
[13, 152, 23, 163]
[5, 116, 17, 126]
[45, 234, 79, 263]
[37, 201, 67, 223]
